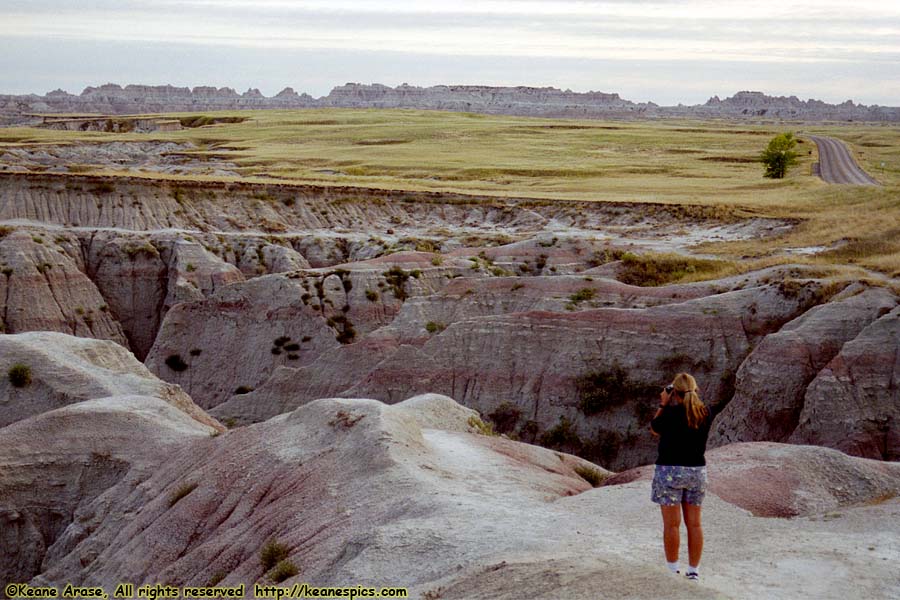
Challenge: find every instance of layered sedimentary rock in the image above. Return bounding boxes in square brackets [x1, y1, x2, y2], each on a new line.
[0, 331, 220, 430]
[0, 395, 218, 586]
[211, 280, 835, 469]
[145, 253, 480, 408]
[791, 306, 900, 460]
[0, 231, 127, 345]
[3, 84, 898, 123]
[4, 379, 898, 599]
[710, 285, 898, 446]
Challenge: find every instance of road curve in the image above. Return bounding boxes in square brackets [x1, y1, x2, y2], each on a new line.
[808, 135, 880, 185]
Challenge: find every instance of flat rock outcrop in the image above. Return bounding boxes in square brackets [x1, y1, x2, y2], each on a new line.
[790, 305, 900, 459]
[0, 331, 220, 430]
[711, 285, 898, 446]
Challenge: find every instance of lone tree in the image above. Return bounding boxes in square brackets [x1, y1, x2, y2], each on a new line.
[761, 132, 799, 179]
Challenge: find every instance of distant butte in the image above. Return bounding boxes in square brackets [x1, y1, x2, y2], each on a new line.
[1, 83, 898, 126]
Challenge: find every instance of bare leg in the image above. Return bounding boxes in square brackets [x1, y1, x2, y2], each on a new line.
[660, 505, 682, 563]
[682, 502, 703, 568]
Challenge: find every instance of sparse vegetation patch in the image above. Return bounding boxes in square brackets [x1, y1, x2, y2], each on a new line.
[8, 364, 32, 388]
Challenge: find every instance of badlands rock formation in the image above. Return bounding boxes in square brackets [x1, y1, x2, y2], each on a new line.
[0, 331, 221, 429]
[2, 355, 898, 599]
[710, 285, 898, 447]
[0, 168, 897, 469]
[3, 83, 899, 124]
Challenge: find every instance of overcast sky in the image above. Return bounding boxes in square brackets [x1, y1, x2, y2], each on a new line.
[1, 0, 898, 105]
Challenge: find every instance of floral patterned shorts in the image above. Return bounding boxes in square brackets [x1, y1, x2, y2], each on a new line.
[651, 464, 708, 506]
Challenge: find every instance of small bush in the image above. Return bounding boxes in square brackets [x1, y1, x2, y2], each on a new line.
[430, 255, 443, 266]
[283, 342, 300, 352]
[576, 367, 657, 416]
[274, 336, 291, 347]
[206, 571, 226, 587]
[234, 386, 253, 395]
[574, 465, 606, 487]
[271, 347, 282, 355]
[487, 402, 522, 434]
[270, 560, 298, 583]
[164, 354, 189, 372]
[365, 290, 379, 302]
[539, 416, 582, 453]
[567, 288, 596, 308]
[425, 321, 446, 334]
[301, 336, 312, 342]
[260, 539, 290, 571]
[8, 364, 32, 388]
[287, 354, 300, 360]
[618, 252, 730, 287]
[169, 482, 198, 507]
[189, 348, 202, 356]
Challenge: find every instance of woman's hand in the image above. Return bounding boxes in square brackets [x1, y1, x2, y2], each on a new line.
[659, 389, 671, 406]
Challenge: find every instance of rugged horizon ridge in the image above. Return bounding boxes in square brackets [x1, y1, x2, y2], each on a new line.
[2, 83, 899, 126]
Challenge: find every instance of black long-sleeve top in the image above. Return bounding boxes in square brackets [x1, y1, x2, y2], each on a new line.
[650, 404, 711, 467]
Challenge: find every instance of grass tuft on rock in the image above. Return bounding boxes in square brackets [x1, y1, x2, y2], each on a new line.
[574, 465, 607, 487]
[260, 539, 290, 571]
[269, 559, 299, 583]
[169, 482, 198, 507]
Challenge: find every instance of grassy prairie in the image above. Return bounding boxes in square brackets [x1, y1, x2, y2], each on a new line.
[1, 109, 898, 276]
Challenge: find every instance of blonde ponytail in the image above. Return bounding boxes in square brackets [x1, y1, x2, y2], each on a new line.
[671, 373, 709, 429]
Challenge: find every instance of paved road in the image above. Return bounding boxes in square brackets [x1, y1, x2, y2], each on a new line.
[808, 135, 880, 185]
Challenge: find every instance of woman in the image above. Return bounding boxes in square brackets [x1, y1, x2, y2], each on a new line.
[649, 372, 711, 581]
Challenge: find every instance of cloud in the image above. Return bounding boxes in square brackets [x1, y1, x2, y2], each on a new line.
[0, 0, 897, 104]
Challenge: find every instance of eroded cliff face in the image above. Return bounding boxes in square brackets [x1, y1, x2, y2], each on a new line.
[1, 172, 897, 468]
[3, 84, 898, 124]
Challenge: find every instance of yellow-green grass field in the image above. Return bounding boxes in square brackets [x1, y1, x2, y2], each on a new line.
[1, 109, 898, 277]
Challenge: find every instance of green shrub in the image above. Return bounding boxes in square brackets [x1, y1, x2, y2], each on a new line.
[8, 364, 32, 388]
[576, 367, 657, 416]
[189, 348, 202, 356]
[164, 354, 189, 372]
[274, 336, 291, 347]
[260, 539, 290, 571]
[618, 252, 730, 287]
[269, 560, 298, 583]
[486, 402, 522, 435]
[283, 343, 300, 352]
[365, 290, 379, 302]
[382, 267, 411, 301]
[234, 386, 253, 395]
[169, 482, 198, 507]
[761, 132, 799, 179]
[425, 321, 446, 334]
[539, 416, 582, 453]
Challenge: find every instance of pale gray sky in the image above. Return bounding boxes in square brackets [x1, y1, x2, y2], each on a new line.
[1, 0, 898, 105]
